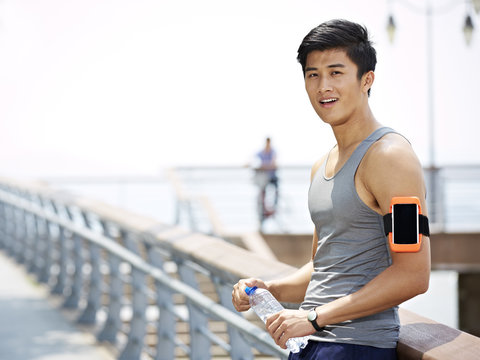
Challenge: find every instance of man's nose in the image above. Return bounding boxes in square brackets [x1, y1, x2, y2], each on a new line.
[318, 76, 333, 93]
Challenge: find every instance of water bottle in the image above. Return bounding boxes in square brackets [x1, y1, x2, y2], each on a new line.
[245, 286, 309, 353]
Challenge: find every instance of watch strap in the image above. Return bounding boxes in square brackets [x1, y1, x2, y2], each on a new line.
[308, 309, 325, 332]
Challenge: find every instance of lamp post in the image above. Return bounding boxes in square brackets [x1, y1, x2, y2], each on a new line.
[386, 0, 477, 224]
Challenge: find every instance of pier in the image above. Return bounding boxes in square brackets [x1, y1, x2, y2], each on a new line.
[1, 167, 480, 359]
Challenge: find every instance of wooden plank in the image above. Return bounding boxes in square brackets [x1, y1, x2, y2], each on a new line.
[398, 308, 480, 360]
[458, 273, 480, 337]
[263, 233, 480, 272]
[430, 233, 480, 271]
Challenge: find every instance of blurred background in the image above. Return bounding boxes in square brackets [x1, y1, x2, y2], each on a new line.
[1, 0, 479, 334]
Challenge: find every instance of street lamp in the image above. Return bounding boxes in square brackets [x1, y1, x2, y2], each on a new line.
[386, 15, 396, 43]
[386, 0, 478, 224]
[464, 14, 475, 45]
[387, 1, 477, 46]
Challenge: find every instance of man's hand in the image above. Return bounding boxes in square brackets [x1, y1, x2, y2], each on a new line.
[231, 278, 267, 312]
[265, 309, 315, 349]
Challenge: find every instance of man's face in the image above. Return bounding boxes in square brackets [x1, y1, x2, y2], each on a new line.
[304, 49, 369, 127]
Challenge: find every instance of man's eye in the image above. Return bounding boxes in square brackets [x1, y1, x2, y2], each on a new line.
[307, 73, 318, 78]
[331, 71, 342, 76]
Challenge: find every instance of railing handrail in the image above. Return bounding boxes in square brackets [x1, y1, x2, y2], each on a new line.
[0, 177, 479, 359]
[0, 177, 292, 359]
[0, 186, 287, 357]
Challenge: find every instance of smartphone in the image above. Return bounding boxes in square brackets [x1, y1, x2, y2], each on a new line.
[389, 197, 422, 252]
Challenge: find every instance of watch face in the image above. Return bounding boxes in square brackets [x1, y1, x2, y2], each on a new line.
[308, 310, 316, 321]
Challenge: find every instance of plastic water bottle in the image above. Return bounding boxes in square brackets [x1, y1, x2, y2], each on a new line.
[245, 286, 309, 353]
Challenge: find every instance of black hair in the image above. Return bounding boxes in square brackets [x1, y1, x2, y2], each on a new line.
[297, 19, 377, 95]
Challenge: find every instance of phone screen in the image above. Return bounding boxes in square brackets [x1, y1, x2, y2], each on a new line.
[392, 203, 419, 244]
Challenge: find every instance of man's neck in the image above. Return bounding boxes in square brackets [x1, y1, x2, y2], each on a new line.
[331, 106, 380, 153]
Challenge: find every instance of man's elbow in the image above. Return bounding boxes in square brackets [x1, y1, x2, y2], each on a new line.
[411, 269, 430, 297]
[397, 264, 430, 301]
[416, 275, 430, 295]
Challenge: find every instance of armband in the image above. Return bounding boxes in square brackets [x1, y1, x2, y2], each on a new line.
[383, 196, 430, 253]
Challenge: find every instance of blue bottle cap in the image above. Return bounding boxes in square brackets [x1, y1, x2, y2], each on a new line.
[244, 286, 257, 295]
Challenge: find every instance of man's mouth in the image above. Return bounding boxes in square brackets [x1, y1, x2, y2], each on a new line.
[320, 98, 338, 104]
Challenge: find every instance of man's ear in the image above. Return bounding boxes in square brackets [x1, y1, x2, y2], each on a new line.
[362, 71, 375, 94]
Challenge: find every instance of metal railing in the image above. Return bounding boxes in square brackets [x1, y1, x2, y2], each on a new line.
[1, 177, 480, 360]
[168, 165, 480, 236]
[43, 165, 480, 237]
[0, 178, 291, 359]
[167, 166, 313, 236]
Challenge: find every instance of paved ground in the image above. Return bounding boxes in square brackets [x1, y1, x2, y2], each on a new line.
[0, 250, 115, 360]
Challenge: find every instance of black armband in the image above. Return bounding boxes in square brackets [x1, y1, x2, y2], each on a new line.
[383, 213, 430, 237]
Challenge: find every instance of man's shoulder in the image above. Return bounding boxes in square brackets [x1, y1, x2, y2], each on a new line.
[366, 132, 416, 166]
[361, 131, 424, 188]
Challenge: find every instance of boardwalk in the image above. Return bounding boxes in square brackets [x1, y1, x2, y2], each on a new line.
[1, 176, 479, 359]
[0, 251, 114, 360]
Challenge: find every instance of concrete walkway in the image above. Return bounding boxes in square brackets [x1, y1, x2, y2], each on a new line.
[0, 251, 115, 360]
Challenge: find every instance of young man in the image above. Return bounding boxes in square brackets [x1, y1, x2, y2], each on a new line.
[232, 19, 430, 359]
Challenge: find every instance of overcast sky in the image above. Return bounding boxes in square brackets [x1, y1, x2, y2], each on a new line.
[0, 0, 479, 179]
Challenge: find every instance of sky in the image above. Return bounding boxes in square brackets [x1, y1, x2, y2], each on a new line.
[0, 0, 479, 179]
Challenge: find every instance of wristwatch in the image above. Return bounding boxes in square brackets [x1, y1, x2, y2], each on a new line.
[307, 308, 325, 332]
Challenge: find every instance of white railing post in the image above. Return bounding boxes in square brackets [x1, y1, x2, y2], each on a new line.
[119, 231, 147, 360]
[13, 207, 28, 264]
[62, 206, 84, 309]
[3, 202, 15, 256]
[77, 211, 103, 325]
[177, 259, 211, 360]
[37, 197, 54, 285]
[214, 279, 254, 360]
[97, 223, 123, 343]
[146, 245, 178, 360]
[51, 202, 69, 296]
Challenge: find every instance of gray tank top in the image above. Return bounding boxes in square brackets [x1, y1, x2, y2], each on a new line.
[302, 127, 399, 348]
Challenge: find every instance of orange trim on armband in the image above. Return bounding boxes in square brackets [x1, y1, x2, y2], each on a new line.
[388, 196, 422, 253]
